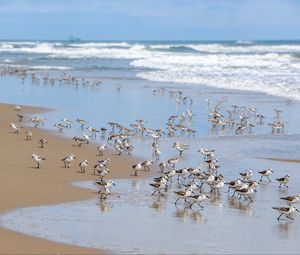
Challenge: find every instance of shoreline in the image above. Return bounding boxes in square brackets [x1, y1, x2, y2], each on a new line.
[0, 103, 152, 254]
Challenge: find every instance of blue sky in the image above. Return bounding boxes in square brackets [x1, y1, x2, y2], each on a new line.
[0, 0, 299, 40]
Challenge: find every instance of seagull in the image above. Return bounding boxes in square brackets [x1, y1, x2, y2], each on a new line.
[31, 154, 46, 168]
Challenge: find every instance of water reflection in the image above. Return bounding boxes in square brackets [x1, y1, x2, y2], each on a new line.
[97, 201, 112, 214]
[273, 222, 295, 239]
[227, 197, 253, 216]
[1, 179, 300, 254]
[149, 197, 167, 212]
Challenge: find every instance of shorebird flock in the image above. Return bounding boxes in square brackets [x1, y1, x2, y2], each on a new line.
[3, 68, 297, 221]
[9, 95, 298, 222]
[0, 66, 102, 90]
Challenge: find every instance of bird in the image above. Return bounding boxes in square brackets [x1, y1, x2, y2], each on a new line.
[149, 182, 167, 196]
[258, 168, 274, 182]
[167, 156, 180, 168]
[188, 193, 209, 209]
[31, 154, 46, 168]
[38, 138, 47, 148]
[95, 180, 115, 195]
[239, 170, 253, 181]
[273, 204, 299, 220]
[62, 154, 76, 168]
[225, 179, 243, 195]
[79, 159, 88, 173]
[276, 174, 290, 189]
[280, 195, 300, 204]
[236, 186, 256, 202]
[141, 160, 153, 171]
[76, 119, 88, 129]
[172, 142, 189, 156]
[10, 123, 23, 133]
[132, 162, 143, 176]
[174, 188, 193, 206]
[97, 144, 107, 156]
[14, 105, 22, 111]
[159, 161, 168, 173]
[25, 131, 32, 141]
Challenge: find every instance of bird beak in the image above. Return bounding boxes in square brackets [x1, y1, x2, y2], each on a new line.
[296, 208, 300, 213]
[113, 183, 116, 186]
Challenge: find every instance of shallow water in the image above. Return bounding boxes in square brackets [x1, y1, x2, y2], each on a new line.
[1, 67, 300, 253]
[1, 177, 300, 254]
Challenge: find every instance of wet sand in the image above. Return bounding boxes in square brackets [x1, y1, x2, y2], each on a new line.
[0, 103, 150, 254]
[259, 157, 300, 164]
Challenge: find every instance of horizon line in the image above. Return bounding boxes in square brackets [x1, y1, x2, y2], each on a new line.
[1, 38, 300, 43]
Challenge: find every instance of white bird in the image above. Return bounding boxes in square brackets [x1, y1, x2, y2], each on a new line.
[132, 162, 143, 176]
[97, 144, 107, 156]
[273, 204, 299, 220]
[141, 160, 153, 171]
[173, 141, 189, 156]
[10, 123, 22, 133]
[61, 118, 73, 128]
[39, 138, 47, 148]
[14, 105, 22, 111]
[79, 159, 88, 173]
[62, 154, 76, 168]
[25, 131, 32, 141]
[82, 132, 91, 142]
[188, 193, 209, 209]
[53, 122, 68, 132]
[239, 170, 253, 181]
[95, 179, 116, 193]
[258, 168, 274, 182]
[31, 153, 46, 168]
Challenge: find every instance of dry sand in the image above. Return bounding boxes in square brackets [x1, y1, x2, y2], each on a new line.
[0, 103, 151, 254]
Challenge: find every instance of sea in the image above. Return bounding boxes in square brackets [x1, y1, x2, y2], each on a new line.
[1, 40, 300, 101]
[1, 40, 300, 254]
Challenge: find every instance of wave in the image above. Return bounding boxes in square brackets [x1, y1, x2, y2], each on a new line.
[137, 71, 300, 101]
[1, 40, 300, 101]
[1, 41, 300, 56]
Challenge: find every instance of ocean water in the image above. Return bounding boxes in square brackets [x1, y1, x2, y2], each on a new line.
[1, 40, 300, 101]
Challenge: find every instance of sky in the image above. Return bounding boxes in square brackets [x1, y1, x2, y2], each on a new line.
[0, 0, 299, 41]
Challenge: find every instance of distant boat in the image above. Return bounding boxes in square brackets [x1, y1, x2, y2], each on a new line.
[68, 36, 81, 42]
[235, 39, 254, 45]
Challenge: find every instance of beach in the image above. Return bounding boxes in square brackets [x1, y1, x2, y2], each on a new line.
[0, 103, 151, 254]
[0, 40, 300, 254]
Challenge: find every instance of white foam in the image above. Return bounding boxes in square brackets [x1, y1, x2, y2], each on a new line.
[0, 41, 300, 100]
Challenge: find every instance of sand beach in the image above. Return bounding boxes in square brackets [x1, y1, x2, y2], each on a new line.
[0, 103, 151, 254]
